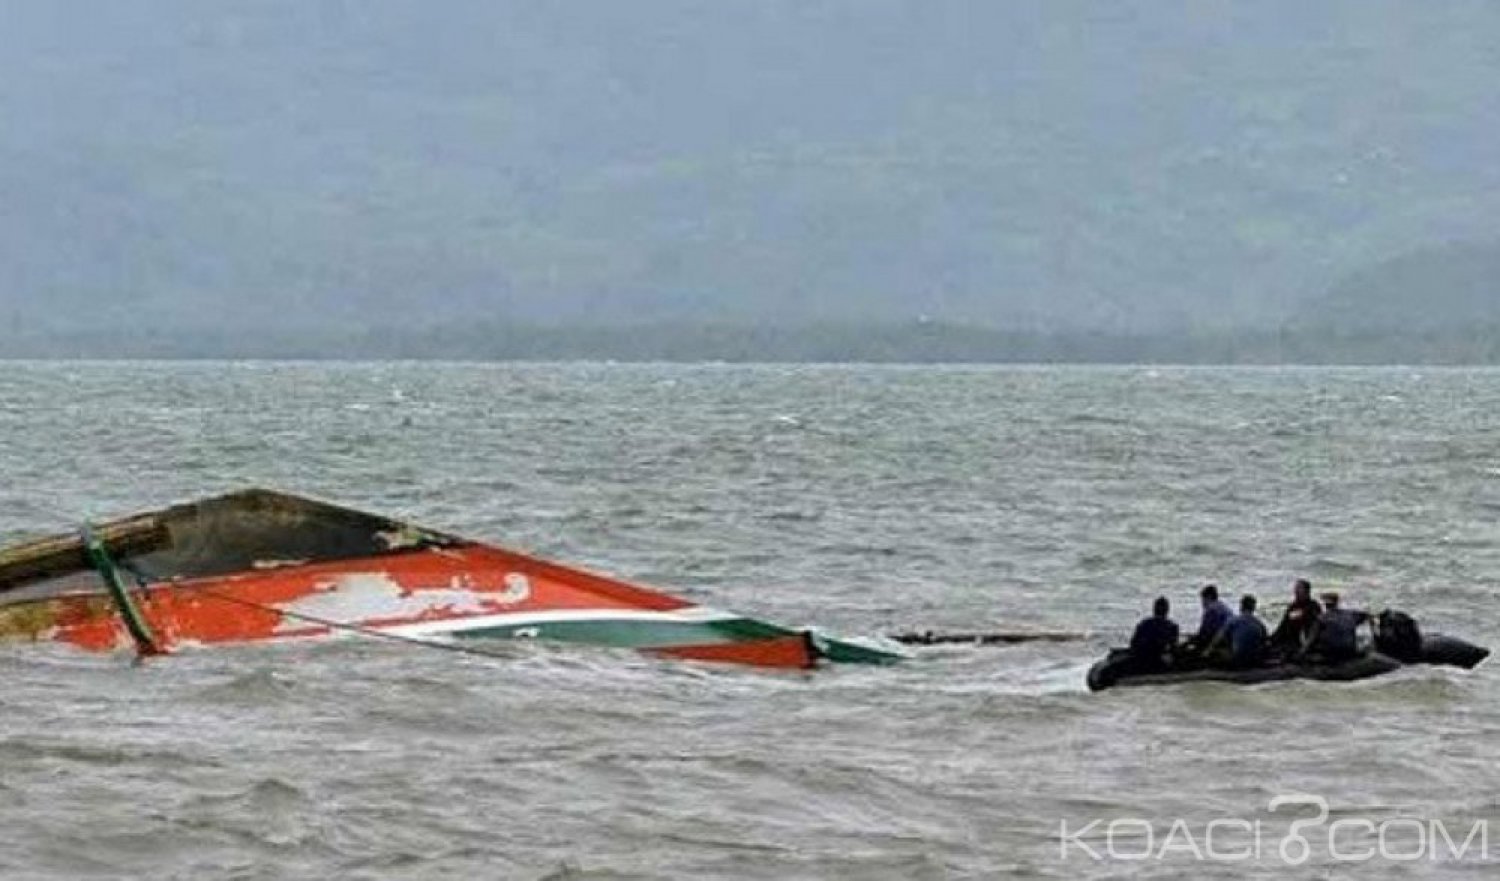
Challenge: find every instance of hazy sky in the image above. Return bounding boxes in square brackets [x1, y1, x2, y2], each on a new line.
[2, 2, 1497, 337]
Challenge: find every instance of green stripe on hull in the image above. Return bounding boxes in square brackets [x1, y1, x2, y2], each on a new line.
[451, 616, 790, 649]
[809, 635, 903, 665]
[450, 616, 901, 664]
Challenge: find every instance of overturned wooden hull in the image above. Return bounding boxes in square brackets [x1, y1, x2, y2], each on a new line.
[0, 490, 897, 670]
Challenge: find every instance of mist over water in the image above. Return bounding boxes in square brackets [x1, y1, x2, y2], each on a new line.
[4, 3, 1500, 346]
[3, 363, 1499, 878]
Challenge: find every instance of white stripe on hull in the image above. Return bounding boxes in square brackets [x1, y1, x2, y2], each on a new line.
[378, 605, 746, 640]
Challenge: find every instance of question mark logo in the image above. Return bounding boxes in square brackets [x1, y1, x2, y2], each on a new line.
[1270, 794, 1329, 866]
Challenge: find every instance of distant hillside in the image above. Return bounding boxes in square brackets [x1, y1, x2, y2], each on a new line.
[1301, 240, 1500, 332]
[1, 1, 1499, 344]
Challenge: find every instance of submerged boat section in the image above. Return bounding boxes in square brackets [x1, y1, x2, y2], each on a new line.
[0, 489, 898, 669]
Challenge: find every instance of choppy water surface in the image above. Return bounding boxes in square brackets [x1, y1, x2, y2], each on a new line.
[2, 363, 1499, 879]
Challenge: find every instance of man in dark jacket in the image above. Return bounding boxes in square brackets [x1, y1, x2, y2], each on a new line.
[1271, 578, 1322, 655]
[1313, 591, 1371, 662]
[1129, 596, 1179, 672]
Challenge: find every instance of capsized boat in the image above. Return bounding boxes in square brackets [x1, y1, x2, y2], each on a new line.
[0, 489, 899, 669]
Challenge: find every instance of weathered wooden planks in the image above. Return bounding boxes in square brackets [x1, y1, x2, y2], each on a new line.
[0, 515, 170, 592]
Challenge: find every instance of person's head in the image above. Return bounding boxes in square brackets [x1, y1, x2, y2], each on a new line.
[1293, 579, 1312, 601]
[1240, 594, 1258, 615]
[1321, 591, 1341, 611]
[1200, 584, 1219, 605]
[1153, 596, 1170, 618]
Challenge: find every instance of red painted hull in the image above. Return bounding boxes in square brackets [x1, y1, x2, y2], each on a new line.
[0, 491, 888, 669]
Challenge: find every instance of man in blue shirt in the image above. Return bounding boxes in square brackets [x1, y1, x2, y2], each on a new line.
[1188, 583, 1233, 653]
[1129, 596, 1180, 672]
[1208, 594, 1268, 669]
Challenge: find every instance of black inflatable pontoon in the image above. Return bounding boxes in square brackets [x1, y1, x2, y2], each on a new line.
[1086, 650, 1399, 691]
[1087, 629, 1488, 692]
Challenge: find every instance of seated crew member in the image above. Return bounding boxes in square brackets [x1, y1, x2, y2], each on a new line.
[1128, 596, 1180, 672]
[1312, 591, 1371, 663]
[1271, 578, 1322, 655]
[1207, 594, 1268, 669]
[1184, 583, 1233, 655]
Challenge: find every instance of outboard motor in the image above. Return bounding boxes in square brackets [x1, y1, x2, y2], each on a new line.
[1375, 610, 1423, 662]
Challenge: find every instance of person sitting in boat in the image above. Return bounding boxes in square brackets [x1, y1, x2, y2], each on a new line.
[1270, 578, 1322, 656]
[1311, 591, 1372, 663]
[1206, 594, 1268, 669]
[1128, 596, 1180, 672]
[1182, 583, 1233, 655]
